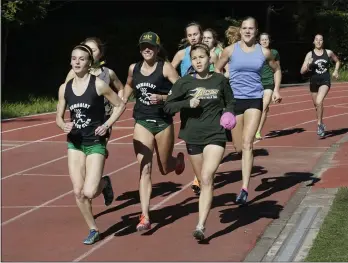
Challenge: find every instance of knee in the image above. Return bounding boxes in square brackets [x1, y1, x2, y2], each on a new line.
[83, 187, 97, 200]
[74, 188, 85, 201]
[315, 100, 323, 108]
[141, 163, 152, 177]
[242, 139, 253, 151]
[200, 173, 213, 188]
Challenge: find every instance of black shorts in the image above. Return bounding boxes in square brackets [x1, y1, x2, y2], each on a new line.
[234, 98, 263, 115]
[186, 142, 226, 155]
[263, 84, 275, 91]
[310, 79, 331, 93]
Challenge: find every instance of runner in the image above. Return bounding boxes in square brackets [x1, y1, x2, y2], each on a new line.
[56, 44, 126, 244]
[300, 33, 340, 137]
[171, 22, 204, 77]
[122, 32, 185, 231]
[255, 33, 282, 140]
[164, 43, 236, 241]
[215, 17, 282, 205]
[203, 28, 224, 71]
[171, 22, 209, 195]
[66, 37, 125, 158]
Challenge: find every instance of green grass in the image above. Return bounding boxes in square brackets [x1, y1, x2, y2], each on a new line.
[305, 187, 348, 262]
[338, 69, 348, 81]
[1, 96, 57, 119]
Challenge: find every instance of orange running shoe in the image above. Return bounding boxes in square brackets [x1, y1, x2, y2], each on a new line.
[136, 214, 151, 231]
[191, 176, 200, 195]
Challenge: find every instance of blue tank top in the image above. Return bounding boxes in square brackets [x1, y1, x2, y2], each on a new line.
[228, 42, 265, 99]
[180, 46, 192, 77]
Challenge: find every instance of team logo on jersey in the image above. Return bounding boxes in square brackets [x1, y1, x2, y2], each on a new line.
[314, 59, 328, 74]
[190, 87, 219, 99]
[135, 82, 157, 105]
[69, 103, 92, 129]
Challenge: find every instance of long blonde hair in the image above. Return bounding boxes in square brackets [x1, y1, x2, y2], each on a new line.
[225, 26, 241, 45]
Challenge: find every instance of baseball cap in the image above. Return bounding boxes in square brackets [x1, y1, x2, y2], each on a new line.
[138, 32, 161, 46]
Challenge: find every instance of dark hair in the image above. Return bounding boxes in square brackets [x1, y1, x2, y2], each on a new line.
[157, 45, 169, 62]
[204, 28, 224, 49]
[72, 44, 94, 64]
[190, 43, 210, 57]
[241, 16, 258, 29]
[82, 37, 105, 60]
[178, 21, 203, 49]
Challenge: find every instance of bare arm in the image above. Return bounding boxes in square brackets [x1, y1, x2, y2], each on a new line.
[122, 64, 136, 103]
[215, 45, 234, 73]
[300, 52, 313, 75]
[327, 49, 340, 79]
[263, 47, 282, 93]
[109, 68, 125, 98]
[171, 49, 185, 69]
[159, 62, 181, 102]
[96, 78, 126, 129]
[56, 83, 72, 132]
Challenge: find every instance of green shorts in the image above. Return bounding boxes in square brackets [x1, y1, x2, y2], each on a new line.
[135, 119, 172, 135]
[67, 142, 107, 156]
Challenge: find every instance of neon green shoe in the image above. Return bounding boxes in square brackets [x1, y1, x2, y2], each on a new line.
[255, 131, 262, 140]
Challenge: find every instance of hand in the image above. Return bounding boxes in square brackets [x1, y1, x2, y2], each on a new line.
[63, 122, 74, 133]
[95, 124, 108, 136]
[149, 94, 163, 104]
[190, 98, 200, 108]
[332, 70, 339, 80]
[272, 91, 282, 104]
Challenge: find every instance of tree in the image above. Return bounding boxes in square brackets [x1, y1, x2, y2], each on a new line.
[1, 0, 51, 85]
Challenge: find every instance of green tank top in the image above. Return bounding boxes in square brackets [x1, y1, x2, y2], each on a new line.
[209, 47, 222, 72]
[261, 49, 280, 86]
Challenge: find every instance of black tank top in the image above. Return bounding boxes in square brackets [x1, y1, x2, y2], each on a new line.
[132, 60, 173, 122]
[310, 49, 330, 80]
[64, 75, 106, 145]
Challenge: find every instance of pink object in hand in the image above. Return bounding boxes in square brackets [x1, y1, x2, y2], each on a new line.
[220, 112, 236, 130]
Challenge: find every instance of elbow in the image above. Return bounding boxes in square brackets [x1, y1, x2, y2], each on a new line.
[163, 103, 173, 115]
[163, 104, 170, 115]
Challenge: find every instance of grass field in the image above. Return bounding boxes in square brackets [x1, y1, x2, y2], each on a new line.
[305, 187, 348, 262]
[1, 96, 58, 119]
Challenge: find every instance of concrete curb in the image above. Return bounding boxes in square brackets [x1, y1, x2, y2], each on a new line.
[244, 133, 348, 262]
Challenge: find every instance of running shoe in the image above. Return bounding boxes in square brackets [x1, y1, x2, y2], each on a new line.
[136, 214, 151, 231]
[193, 226, 205, 241]
[317, 123, 326, 138]
[191, 176, 201, 195]
[83, 229, 100, 245]
[255, 131, 262, 140]
[236, 188, 248, 205]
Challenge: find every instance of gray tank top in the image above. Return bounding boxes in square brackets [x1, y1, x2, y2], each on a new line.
[98, 67, 113, 116]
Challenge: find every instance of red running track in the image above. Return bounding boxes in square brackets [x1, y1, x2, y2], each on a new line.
[1, 83, 348, 261]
